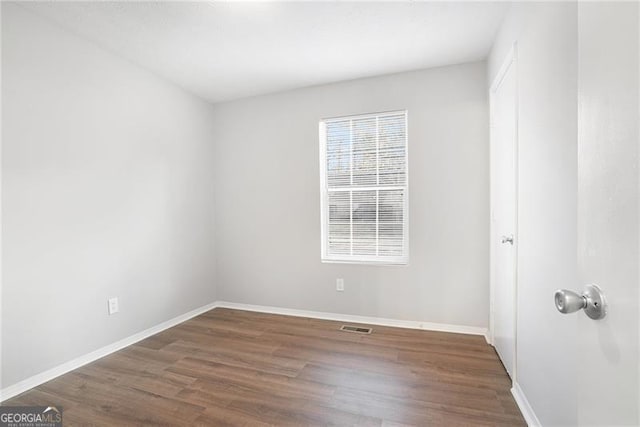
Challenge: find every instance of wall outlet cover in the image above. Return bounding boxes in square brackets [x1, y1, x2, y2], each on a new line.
[108, 297, 119, 315]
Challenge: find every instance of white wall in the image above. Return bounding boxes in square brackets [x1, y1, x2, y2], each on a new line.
[489, 3, 579, 426]
[212, 62, 489, 328]
[1, 4, 216, 388]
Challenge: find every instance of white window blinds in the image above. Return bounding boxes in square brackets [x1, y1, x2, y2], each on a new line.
[320, 110, 408, 264]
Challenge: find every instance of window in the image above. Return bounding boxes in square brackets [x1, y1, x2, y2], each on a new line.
[319, 110, 408, 264]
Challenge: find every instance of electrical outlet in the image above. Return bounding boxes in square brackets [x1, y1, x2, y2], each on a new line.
[108, 297, 119, 315]
[336, 278, 344, 292]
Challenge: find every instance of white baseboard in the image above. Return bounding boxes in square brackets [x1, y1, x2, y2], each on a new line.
[0, 301, 218, 402]
[511, 381, 541, 427]
[215, 301, 488, 337]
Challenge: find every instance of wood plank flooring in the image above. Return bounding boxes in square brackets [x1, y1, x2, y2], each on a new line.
[4, 308, 526, 426]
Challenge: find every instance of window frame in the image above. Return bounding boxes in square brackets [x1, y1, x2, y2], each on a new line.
[319, 110, 409, 265]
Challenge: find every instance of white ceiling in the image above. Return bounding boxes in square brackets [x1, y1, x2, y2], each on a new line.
[20, 1, 510, 104]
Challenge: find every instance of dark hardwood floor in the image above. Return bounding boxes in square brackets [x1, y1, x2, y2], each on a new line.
[4, 308, 525, 426]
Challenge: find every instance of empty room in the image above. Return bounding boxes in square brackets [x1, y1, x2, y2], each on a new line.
[0, 1, 639, 426]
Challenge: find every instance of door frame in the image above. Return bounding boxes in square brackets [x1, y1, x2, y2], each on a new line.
[489, 43, 519, 381]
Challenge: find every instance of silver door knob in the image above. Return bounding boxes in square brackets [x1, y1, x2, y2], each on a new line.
[501, 234, 514, 245]
[554, 289, 586, 313]
[554, 284, 607, 320]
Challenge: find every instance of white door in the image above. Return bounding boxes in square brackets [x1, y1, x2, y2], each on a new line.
[576, 3, 639, 425]
[490, 47, 518, 378]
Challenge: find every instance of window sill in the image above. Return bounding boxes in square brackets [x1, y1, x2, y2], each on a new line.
[321, 258, 408, 266]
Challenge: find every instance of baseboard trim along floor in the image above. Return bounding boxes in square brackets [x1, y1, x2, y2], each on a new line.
[511, 381, 541, 426]
[1, 300, 488, 403]
[215, 301, 488, 337]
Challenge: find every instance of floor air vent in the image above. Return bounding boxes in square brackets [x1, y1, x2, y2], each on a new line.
[340, 325, 372, 334]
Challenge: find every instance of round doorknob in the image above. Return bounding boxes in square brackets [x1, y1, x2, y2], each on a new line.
[554, 284, 607, 320]
[554, 289, 586, 314]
